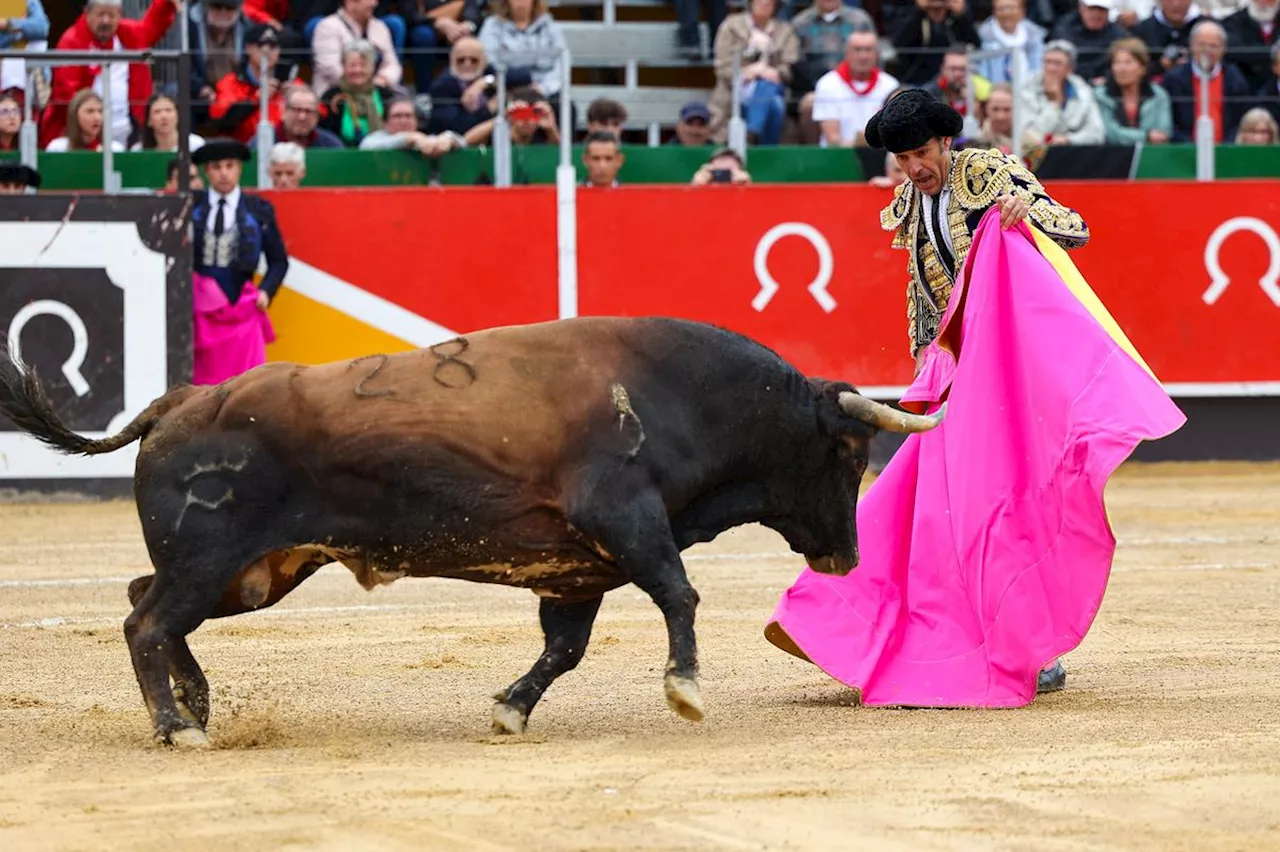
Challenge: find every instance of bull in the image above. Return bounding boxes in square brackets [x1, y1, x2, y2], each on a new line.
[0, 317, 944, 747]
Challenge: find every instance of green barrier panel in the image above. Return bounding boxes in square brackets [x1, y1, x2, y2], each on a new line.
[1134, 144, 1199, 180]
[503, 144, 866, 185]
[1209, 144, 1280, 179]
[5, 144, 1276, 189]
[1134, 144, 1280, 180]
[0, 148, 494, 189]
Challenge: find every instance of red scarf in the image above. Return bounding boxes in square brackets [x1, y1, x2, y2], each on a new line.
[835, 62, 880, 96]
[1192, 70, 1225, 143]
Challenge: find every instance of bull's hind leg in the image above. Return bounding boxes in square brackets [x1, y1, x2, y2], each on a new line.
[124, 564, 243, 748]
[570, 488, 705, 724]
[168, 638, 210, 728]
[491, 595, 603, 735]
[128, 576, 208, 727]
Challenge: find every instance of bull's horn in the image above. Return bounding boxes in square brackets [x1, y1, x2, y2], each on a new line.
[837, 392, 948, 434]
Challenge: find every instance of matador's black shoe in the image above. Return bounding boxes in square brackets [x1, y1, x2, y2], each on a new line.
[1037, 660, 1067, 693]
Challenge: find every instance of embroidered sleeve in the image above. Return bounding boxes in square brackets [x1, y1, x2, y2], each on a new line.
[952, 147, 1090, 250]
[880, 180, 914, 250]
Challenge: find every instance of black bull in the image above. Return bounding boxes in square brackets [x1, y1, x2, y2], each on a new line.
[0, 317, 945, 747]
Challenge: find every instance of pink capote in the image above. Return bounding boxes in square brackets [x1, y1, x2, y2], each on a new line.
[192, 272, 276, 386]
[767, 208, 1186, 707]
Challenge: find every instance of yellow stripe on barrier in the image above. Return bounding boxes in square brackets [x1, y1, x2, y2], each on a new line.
[265, 287, 418, 366]
[1031, 226, 1159, 381]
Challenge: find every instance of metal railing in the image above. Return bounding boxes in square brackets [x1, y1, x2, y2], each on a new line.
[1, 48, 193, 194]
[487, 46, 574, 189]
[1193, 56, 1215, 182]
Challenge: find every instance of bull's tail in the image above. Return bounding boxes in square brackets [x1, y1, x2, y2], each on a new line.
[0, 339, 195, 456]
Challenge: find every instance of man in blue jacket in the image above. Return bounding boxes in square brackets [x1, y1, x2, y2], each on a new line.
[1162, 19, 1252, 141]
[190, 138, 289, 384]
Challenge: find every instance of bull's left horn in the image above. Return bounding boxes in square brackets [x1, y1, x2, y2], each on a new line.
[837, 392, 947, 434]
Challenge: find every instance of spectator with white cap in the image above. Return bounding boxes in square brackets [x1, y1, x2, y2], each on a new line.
[1048, 0, 1131, 83]
[1221, 0, 1277, 90]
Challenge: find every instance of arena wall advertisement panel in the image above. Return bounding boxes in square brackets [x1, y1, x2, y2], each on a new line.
[0, 196, 192, 492]
[263, 181, 1280, 397]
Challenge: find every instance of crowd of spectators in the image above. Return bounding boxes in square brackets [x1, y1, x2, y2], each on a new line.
[705, 0, 1278, 149]
[0, 0, 1276, 191]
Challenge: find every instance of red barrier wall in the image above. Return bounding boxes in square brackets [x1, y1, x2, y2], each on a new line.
[265, 181, 1280, 393]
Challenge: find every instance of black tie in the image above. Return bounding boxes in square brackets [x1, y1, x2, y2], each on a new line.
[931, 195, 955, 279]
[213, 197, 226, 240]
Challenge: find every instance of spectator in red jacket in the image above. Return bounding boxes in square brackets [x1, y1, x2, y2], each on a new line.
[210, 23, 288, 142]
[40, 0, 180, 149]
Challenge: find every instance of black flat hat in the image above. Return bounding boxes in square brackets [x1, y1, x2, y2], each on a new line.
[864, 89, 964, 154]
[0, 162, 41, 188]
[192, 138, 251, 166]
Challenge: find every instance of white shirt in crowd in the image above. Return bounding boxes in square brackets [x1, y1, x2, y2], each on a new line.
[45, 136, 126, 152]
[131, 134, 207, 152]
[91, 38, 132, 148]
[811, 67, 900, 148]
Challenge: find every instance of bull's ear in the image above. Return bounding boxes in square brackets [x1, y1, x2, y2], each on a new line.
[811, 379, 878, 442]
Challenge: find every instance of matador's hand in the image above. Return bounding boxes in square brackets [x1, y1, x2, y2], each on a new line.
[996, 193, 1029, 229]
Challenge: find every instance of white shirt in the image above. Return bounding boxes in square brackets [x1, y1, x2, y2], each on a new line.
[131, 134, 207, 153]
[206, 185, 242, 234]
[811, 68, 899, 149]
[920, 186, 956, 272]
[90, 38, 131, 148]
[44, 136, 125, 152]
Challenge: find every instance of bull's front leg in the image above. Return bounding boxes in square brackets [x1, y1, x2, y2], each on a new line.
[492, 595, 603, 735]
[630, 561, 704, 722]
[570, 486, 705, 724]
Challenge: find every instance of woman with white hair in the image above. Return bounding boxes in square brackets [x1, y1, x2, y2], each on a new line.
[318, 39, 396, 147]
[1018, 38, 1106, 146]
[268, 141, 306, 188]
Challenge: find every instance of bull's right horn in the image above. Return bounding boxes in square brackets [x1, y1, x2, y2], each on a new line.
[837, 392, 948, 434]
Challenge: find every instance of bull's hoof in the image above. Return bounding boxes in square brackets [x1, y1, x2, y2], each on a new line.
[165, 726, 211, 750]
[173, 685, 210, 729]
[491, 702, 528, 735]
[664, 675, 705, 722]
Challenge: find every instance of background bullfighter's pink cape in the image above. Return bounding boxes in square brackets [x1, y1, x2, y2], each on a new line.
[192, 273, 276, 386]
[767, 208, 1186, 708]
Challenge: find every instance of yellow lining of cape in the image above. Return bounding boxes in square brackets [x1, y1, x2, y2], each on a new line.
[1030, 226, 1159, 382]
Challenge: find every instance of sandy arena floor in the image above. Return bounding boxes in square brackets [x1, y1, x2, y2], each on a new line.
[1, 461, 1278, 851]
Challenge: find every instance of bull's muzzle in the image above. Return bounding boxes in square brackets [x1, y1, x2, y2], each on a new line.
[838, 393, 947, 434]
[809, 550, 858, 576]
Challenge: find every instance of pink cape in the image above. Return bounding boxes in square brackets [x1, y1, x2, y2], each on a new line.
[192, 273, 276, 386]
[766, 208, 1186, 708]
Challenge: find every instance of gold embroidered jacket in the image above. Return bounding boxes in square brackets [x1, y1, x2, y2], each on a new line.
[880, 147, 1091, 354]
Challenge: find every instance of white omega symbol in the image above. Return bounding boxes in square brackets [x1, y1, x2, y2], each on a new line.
[8, 300, 92, 397]
[752, 222, 836, 313]
[1201, 217, 1280, 307]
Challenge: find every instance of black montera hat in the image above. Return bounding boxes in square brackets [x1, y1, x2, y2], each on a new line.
[864, 89, 964, 154]
[192, 138, 252, 165]
[0, 162, 41, 188]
